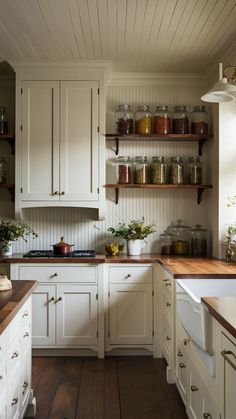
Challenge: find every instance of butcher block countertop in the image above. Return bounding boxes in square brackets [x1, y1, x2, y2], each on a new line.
[202, 297, 236, 340]
[0, 280, 37, 334]
[0, 254, 106, 263]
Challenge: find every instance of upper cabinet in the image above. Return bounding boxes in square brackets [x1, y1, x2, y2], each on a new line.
[14, 65, 106, 219]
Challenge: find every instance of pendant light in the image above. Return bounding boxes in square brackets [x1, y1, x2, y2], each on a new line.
[201, 63, 236, 103]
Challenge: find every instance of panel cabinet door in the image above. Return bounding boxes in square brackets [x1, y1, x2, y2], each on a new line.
[60, 81, 99, 201]
[109, 283, 153, 345]
[56, 284, 98, 346]
[32, 284, 56, 346]
[221, 333, 236, 419]
[21, 81, 60, 200]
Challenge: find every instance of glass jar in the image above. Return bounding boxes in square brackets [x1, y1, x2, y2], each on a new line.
[154, 105, 171, 134]
[135, 105, 152, 134]
[191, 105, 208, 134]
[115, 156, 132, 184]
[115, 104, 134, 134]
[0, 107, 8, 135]
[150, 156, 167, 184]
[0, 155, 7, 184]
[172, 105, 190, 134]
[190, 224, 207, 257]
[160, 229, 174, 255]
[169, 156, 184, 184]
[133, 156, 149, 184]
[187, 156, 202, 184]
[168, 219, 190, 255]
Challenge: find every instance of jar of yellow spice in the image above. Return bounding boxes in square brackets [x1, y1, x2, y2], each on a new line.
[135, 105, 152, 134]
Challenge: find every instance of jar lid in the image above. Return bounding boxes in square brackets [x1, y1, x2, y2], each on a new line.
[168, 219, 190, 230]
[192, 105, 206, 112]
[170, 156, 183, 163]
[136, 105, 150, 112]
[187, 156, 201, 163]
[155, 105, 169, 111]
[117, 104, 132, 111]
[160, 229, 174, 238]
[117, 156, 130, 162]
[152, 156, 165, 162]
[190, 224, 207, 232]
[174, 105, 187, 112]
[135, 156, 148, 162]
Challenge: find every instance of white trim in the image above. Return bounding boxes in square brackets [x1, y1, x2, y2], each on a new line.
[106, 72, 209, 87]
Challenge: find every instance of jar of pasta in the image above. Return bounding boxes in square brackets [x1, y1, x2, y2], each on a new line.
[154, 105, 171, 134]
[115, 104, 134, 134]
[133, 156, 149, 184]
[135, 105, 152, 134]
[150, 156, 167, 184]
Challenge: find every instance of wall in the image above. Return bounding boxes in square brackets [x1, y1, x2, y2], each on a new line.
[0, 71, 211, 255]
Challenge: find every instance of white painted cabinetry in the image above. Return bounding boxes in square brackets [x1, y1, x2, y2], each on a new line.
[10, 263, 104, 357]
[219, 328, 236, 419]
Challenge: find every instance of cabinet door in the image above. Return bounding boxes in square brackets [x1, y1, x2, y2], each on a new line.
[188, 366, 203, 419]
[221, 333, 236, 419]
[56, 284, 98, 346]
[32, 284, 56, 346]
[176, 342, 188, 406]
[21, 81, 60, 200]
[109, 283, 153, 345]
[60, 81, 99, 201]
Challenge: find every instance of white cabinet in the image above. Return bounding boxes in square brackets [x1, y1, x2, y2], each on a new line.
[10, 263, 104, 357]
[220, 330, 236, 419]
[106, 264, 154, 352]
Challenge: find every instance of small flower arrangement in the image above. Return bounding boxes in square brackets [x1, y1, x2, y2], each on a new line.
[107, 217, 156, 240]
[0, 219, 38, 252]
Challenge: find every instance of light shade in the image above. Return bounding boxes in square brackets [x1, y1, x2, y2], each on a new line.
[201, 63, 236, 103]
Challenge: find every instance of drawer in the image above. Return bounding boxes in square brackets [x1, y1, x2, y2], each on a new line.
[0, 264, 8, 276]
[0, 388, 7, 419]
[7, 338, 21, 386]
[18, 265, 97, 283]
[0, 355, 7, 395]
[7, 378, 21, 419]
[162, 317, 172, 363]
[163, 290, 173, 320]
[20, 320, 31, 350]
[109, 265, 153, 284]
[8, 299, 31, 344]
[0, 329, 7, 361]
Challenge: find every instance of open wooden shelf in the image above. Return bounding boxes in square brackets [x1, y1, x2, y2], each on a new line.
[0, 184, 15, 201]
[104, 183, 213, 204]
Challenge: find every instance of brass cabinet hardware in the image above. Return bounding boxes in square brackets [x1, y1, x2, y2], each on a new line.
[0, 375, 3, 380]
[22, 381, 29, 394]
[190, 385, 198, 392]
[23, 311, 28, 317]
[166, 336, 171, 341]
[183, 338, 189, 346]
[60, 191, 65, 195]
[166, 302, 171, 307]
[165, 282, 171, 287]
[203, 414, 212, 419]
[125, 274, 132, 278]
[221, 349, 236, 371]
[11, 351, 19, 359]
[52, 191, 58, 195]
[49, 297, 55, 302]
[54, 296, 62, 303]
[177, 350, 183, 357]
[53, 273, 58, 277]
[11, 397, 18, 406]
[23, 332, 29, 338]
[179, 363, 186, 368]
[163, 279, 170, 282]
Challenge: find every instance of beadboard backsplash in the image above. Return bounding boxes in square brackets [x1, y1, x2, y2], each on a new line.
[1, 78, 211, 255]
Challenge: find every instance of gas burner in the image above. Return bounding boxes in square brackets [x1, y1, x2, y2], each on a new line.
[23, 250, 96, 258]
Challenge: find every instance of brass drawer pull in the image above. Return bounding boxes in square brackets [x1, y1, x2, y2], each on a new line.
[22, 380, 29, 394]
[60, 191, 65, 196]
[125, 274, 132, 279]
[165, 282, 171, 287]
[191, 385, 198, 392]
[203, 414, 212, 419]
[52, 191, 58, 195]
[166, 302, 171, 307]
[53, 272, 58, 277]
[166, 336, 171, 341]
[183, 338, 189, 346]
[11, 351, 19, 359]
[177, 350, 183, 357]
[221, 350, 236, 371]
[0, 375, 3, 380]
[54, 296, 62, 303]
[11, 397, 18, 406]
[49, 297, 55, 302]
[23, 311, 28, 317]
[23, 332, 29, 338]
[179, 363, 186, 368]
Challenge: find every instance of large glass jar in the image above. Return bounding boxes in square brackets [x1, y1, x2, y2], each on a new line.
[133, 156, 149, 184]
[0, 107, 8, 135]
[115, 104, 134, 134]
[0, 155, 7, 184]
[169, 156, 184, 184]
[135, 105, 152, 134]
[168, 219, 190, 255]
[160, 229, 174, 255]
[190, 224, 207, 257]
[187, 156, 202, 184]
[150, 156, 167, 184]
[172, 105, 190, 134]
[115, 156, 132, 184]
[154, 105, 171, 134]
[191, 105, 208, 134]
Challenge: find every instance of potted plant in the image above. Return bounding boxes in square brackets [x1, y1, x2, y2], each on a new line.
[226, 224, 236, 242]
[0, 219, 38, 256]
[107, 217, 156, 255]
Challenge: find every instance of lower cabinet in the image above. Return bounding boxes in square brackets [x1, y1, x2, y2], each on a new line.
[219, 328, 236, 419]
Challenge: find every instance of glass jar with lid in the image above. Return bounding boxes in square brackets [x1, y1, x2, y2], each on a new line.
[172, 105, 190, 134]
[160, 229, 174, 255]
[190, 224, 207, 257]
[115, 156, 132, 184]
[168, 219, 190, 255]
[133, 156, 149, 184]
[150, 156, 167, 184]
[0, 107, 8, 135]
[187, 156, 202, 184]
[0, 155, 7, 184]
[135, 105, 152, 134]
[169, 156, 184, 184]
[191, 105, 208, 134]
[115, 104, 134, 134]
[154, 105, 171, 134]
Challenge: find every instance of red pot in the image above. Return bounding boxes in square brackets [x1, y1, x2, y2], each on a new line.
[52, 237, 74, 255]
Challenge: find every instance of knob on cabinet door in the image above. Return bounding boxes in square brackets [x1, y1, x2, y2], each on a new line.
[190, 385, 198, 392]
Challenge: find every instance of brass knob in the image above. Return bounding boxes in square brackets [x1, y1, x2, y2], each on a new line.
[165, 282, 171, 287]
[166, 302, 171, 307]
[183, 338, 189, 346]
[22, 381, 29, 394]
[55, 296, 62, 303]
[0, 375, 3, 380]
[11, 351, 19, 359]
[203, 414, 212, 419]
[163, 279, 169, 282]
[179, 363, 186, 368]
[11, 397, 18, 406]
[23, 332, 29, 338]
[52, 191, 58, 195]
[54, 273, 58, 277]
[61, 191, 65, 195]
[177, 350, 183, 357]
[166, 336, 171, 341]
[49, 297, 55, 302]
[191, 385, 198, 392]
[125, 274, 132, 278]
[23, 311, 28, 317]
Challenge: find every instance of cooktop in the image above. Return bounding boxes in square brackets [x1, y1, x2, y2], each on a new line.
[23, 250, 96, 258]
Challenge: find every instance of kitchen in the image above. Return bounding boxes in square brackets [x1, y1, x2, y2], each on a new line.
[0, 0, 236, 418]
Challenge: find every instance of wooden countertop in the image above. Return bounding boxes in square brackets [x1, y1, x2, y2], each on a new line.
[0, 280, 37, 334]
[0, 254, 106, 263]
[202, 297, 236, 340]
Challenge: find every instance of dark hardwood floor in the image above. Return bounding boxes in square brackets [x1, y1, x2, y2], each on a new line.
[31, 356, 188, 419]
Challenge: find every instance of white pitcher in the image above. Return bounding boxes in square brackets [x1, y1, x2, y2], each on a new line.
[127, 239, 146, 256]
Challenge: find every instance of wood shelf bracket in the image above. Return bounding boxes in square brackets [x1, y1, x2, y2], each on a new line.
[198, 138, 207, 156]
[197, 188, 205, 204]
[7, 186, 15, 202]
[115, 188, 119, 204]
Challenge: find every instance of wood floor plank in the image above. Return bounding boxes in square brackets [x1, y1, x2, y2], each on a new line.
[32, 356, 48, 391]
[49, 383, 78, 418]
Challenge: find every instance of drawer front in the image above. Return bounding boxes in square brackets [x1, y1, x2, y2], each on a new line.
[8, 299, 31, 344]
[7, 379, 21, 419]
[0, 355, 7, 395]
[7, 339, 21, 387]
[0, 329, 7, 361]
[18, 265, 97, 283]
[109, 265, 153, 284]
[162, 317, 172, 363]
[163, 290, 173, 321]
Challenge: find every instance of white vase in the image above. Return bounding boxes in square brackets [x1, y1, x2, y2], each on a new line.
[127, 239, 146, 256]
[0, 241, 13, 257]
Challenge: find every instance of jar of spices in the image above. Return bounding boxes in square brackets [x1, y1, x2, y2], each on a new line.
[189, 224, 207, 257]
[0, 155, 7, 184]
[150, 156, 167, 184]
[115, 156, 132, 184]
[154, 105, 171, 134]
[160, 229, 174, 255]
[0, 107, 8, 135]
[191, 105, 208, 134]
[133, 156, 149, 184]
[172, 105, 190, 134]
[115, 104, 134, 134]
[187, 156, 202, 184]
[135, 105, 152, 134]
[169, 156, 184, 184]
[168, 219, 190, 256]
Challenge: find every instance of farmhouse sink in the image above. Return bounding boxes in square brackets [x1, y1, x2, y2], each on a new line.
[176, 278, 236, 353]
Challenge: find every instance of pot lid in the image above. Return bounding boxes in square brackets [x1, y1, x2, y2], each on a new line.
[53, 237, 72, 247]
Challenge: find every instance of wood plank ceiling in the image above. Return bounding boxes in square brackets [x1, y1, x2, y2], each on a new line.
[0, 0, 236, 74]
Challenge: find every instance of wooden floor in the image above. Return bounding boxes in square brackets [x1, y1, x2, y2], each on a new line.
[32, 356, 188, 419]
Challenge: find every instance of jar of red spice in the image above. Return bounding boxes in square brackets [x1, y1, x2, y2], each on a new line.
[154, 105, 171, 134]
[115, 156, 132, 184]
[172, 105, 190, 134]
